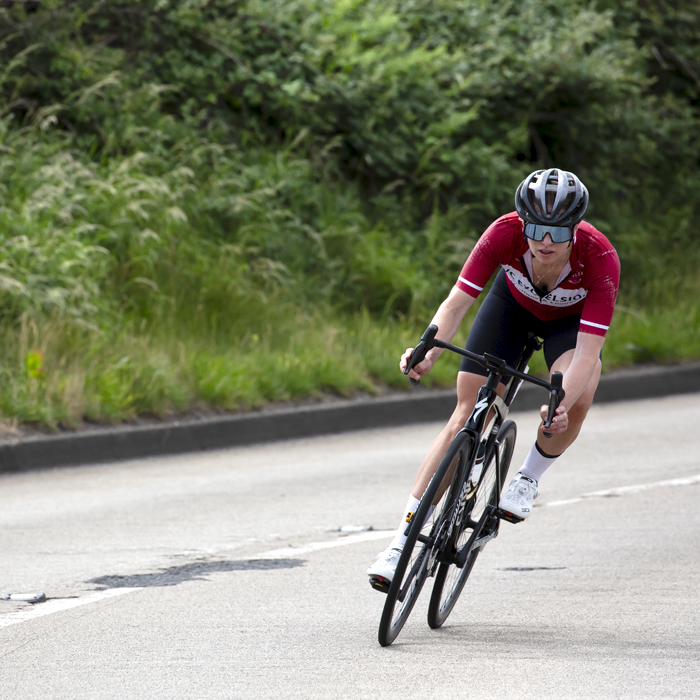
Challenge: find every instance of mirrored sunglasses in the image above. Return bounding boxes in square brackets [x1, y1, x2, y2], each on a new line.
[524, 223, 573, 243]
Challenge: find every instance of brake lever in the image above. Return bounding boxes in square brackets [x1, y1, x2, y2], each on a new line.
[543, 371, 565, 438]
[404, 324, 438, 385]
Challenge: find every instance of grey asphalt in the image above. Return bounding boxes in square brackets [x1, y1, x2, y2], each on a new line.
[1, 393, 699, 698]
[1, 360, 700, 473]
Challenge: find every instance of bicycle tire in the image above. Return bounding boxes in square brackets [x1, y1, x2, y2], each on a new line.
[427, 420, 517, 629]
[377, 431, 473, 647]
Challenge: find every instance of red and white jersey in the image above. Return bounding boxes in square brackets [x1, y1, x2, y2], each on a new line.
[456, 212, 620, 337]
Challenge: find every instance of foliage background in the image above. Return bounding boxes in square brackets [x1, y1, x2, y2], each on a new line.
[0, 0, 698, 426]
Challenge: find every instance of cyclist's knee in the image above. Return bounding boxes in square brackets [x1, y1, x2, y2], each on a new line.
[456, 371, 486, 400]
[453, 370, 504, 428]
[453, 374, 481, 423]
[448, 403, 473, 431]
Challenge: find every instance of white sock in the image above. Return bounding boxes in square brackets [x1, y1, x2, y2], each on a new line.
[518, 442, 561, 483]
[389, 494, 435, 550]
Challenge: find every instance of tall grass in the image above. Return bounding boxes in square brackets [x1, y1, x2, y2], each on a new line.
[0, 306, 440, 428]
[2, 277, 698, 431]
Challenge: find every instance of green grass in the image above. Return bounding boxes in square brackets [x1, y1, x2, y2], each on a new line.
[1, 291, 697, 431]
[604, 302, 700, 367]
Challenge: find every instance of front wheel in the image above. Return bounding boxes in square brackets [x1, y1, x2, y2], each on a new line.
[377, 431, 473, 647]
[427, 420, 517, 629]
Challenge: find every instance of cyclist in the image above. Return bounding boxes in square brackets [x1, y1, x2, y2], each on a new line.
[368, 168, 620, 588]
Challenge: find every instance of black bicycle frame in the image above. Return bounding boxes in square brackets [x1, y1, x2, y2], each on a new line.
[432, 333, 547, 460]
[406, 327, 561, 566]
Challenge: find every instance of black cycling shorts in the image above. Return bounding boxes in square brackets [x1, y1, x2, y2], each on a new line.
[459, 269, 587, 381]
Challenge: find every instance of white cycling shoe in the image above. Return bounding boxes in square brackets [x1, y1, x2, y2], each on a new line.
[367, 546, 403, 592]
[499, 473, 539, 520]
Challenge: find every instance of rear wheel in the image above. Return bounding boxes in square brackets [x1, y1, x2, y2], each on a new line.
[377, 431, 473, 647]
[427, 420, 517, 629]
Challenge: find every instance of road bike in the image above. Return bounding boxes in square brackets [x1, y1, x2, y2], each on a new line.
[376, 324, 565, 647]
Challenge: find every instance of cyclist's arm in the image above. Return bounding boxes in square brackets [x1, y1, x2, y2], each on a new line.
[401, 286, 475, 380]
[560, 331, 605, 410]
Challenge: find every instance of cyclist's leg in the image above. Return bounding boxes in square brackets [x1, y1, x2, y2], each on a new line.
[409, 372, 499, 500]
[501, 316, 601, 518]
[536, 344, 601, 456]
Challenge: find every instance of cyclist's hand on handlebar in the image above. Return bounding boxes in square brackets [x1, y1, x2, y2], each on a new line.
[400, 347, 433, 382]
[539, 404, 568, 434]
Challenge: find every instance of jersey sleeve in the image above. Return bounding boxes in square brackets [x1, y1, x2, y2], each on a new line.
[579, 248, 621, 337]
[455, 216, 517, 298]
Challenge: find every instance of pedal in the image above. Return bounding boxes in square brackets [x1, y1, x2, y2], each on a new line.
[496, 507, 525, 524]
[369, 576, 391, 594]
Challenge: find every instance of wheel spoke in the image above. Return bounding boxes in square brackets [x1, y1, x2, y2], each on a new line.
[427, 422, 517, 630]
[397, 549, 425, 603]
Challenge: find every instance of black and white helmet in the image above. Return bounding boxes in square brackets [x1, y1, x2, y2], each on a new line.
[515, 168, 588, 226]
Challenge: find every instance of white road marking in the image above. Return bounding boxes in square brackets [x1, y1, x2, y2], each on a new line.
[3, 474, 698, 629]
[544, 474, 700, 507]
[0, 588, 139, 630]
[257, 530, 394, 559]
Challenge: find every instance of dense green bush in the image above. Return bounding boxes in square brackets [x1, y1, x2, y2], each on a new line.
[0, 0, 698, 425]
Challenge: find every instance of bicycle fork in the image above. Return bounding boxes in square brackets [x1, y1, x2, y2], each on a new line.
[451, 429, 508, 568]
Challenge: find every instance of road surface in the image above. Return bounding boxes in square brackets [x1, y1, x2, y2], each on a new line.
[1, 394, 699, 699]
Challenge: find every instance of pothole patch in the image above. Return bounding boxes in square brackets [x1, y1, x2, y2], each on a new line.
[88, 558, 305, 590]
